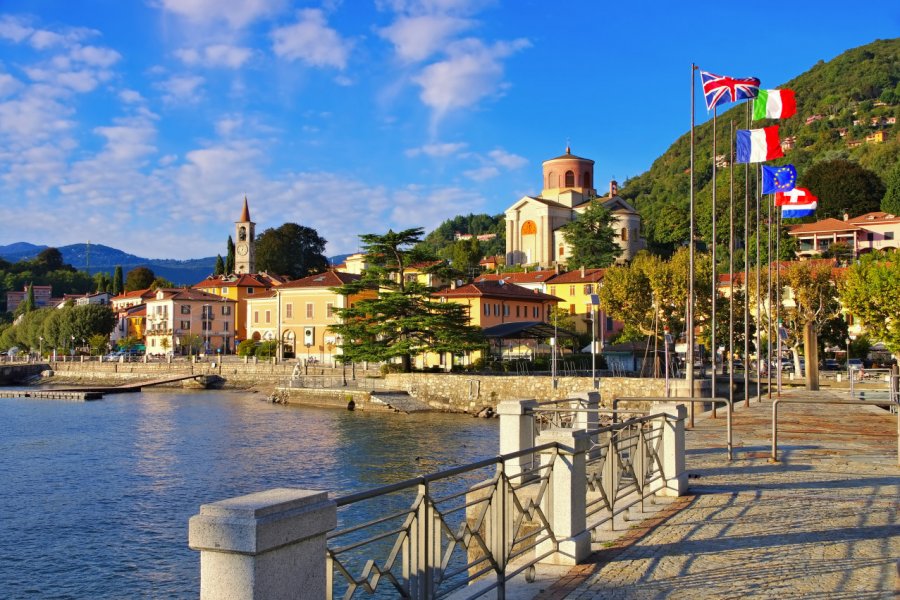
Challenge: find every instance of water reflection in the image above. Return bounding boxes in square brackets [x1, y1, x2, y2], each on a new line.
[0, 391, 496, 598]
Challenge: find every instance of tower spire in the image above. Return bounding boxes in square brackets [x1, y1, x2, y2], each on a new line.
[239, 195, 251, 222]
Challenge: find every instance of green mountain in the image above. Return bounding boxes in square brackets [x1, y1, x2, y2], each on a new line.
[420, 213, 506, 260]
[619, 38, 900, 253]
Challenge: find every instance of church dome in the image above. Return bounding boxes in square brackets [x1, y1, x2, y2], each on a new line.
[541, 146, 595, 194]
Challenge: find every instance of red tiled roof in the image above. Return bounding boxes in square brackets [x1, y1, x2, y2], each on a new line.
[112, 288, 153, 301]
[194, 273, 270, 288]
[545, 268, 606, 284]
[847, 211, 900, 224]
[788, 218, 859, 235]
[279, 271, 362, 289]
[435, 281, 560, 302]
[153, 288, 234, 302]
[476, 270, 557, 284]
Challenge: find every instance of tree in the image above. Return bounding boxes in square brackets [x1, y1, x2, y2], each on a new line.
[560, 201, 622, 268]
[94, 272, 111, 293]
[214, 255, 225, 276]
[839, 252, 900, 360]
[255, 223, 328, 279]
[151, 276, 175, 289]
[89, 333, 109, 355]
[330, 228, 484, 372]
[450, 237, 482, 277]
[225, 236, 235, 275]
[112, 266, 124, 295]
[882, 161, 900, 215]
[34, 248, 65, 272]
[237, 339, 256, 357]
[124, 267, 155, 291]
[16, 283, 35, 316]
[799, 159, 885, 220]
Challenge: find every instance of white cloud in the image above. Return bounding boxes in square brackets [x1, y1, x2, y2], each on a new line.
[119, 89, 143, 103]
[389, 185, 484, 229]
[463, 165, 498, 181]
[405, 142, 467, 157]
[413, 37, 529, 121]
[0, 73, 23, 97]
[156, 0, 286, 29]
[25, 66, 109, 93]
[271, 9, 351, 70]
[488, 148, 526, 170]
[379, 15, 473, 62]
[70, 45, 121, 68]
[156, 75, 205, 104]
[175, 44, 253, 69]
[0, 15, 33, 43]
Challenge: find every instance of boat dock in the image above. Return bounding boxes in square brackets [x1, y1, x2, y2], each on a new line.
[2, 373, 217, 401]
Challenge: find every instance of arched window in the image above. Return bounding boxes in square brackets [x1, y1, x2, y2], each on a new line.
[621, 228, 628, 241]
[565, 170, 575, 187]
[521, 220, 537, 235]
[239, 226, 247, 241]
[546, 171, 555, 188]
[583, 171, 592, 189]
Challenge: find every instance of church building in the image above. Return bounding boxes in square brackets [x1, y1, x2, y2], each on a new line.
[505, 147, 645, 267]
[235, 196, 256, 274]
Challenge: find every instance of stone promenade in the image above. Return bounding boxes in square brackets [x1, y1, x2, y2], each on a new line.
[535, 388, 900, 599]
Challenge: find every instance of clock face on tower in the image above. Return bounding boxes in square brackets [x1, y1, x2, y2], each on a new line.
[236, 243, 248, 256]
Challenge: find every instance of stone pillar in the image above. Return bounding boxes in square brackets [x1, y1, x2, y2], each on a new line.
[535, 429, 590, 565]
[656, 403, 687, 497]
[571, 391, 599, 431]
[189, 488, 336, 600]
[498, 399, 538, 478]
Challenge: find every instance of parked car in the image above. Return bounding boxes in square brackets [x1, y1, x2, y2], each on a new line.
[821, 359, 840, 371]
[847, 358, 863, 371]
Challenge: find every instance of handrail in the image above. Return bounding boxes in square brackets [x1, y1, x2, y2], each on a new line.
[771, 398, 900, 466]
[612, 396, 733, 461]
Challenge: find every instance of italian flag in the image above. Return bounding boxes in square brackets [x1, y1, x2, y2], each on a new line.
[753, 89, 796, 120]
[736, 125, 784, 163]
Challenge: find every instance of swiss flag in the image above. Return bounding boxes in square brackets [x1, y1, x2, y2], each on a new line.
[774, 187, 818, 206]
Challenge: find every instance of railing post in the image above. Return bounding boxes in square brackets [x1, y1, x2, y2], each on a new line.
[656, 404, 687, 497]
[189, 488, 336, 600]
[498, 399, 538, 478]
[535, 430, 591, 565]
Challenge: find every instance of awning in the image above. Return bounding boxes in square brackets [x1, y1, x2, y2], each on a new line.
[481, 321, 579, 341]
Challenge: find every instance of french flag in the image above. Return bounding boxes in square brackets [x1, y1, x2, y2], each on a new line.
[736, 126, 784, 163]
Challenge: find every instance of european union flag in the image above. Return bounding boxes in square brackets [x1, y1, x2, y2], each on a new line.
[762, 164, 797, 194]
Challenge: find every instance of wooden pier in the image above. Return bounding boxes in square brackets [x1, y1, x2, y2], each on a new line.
[1, 373, 222, 402]
[0, 390, 103, 401]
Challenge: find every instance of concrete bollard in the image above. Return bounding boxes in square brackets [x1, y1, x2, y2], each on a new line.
[189, 488, 336, 600]
[535, 429, 591, 565]
[497, 398, 538, 479]
[656, 403, 688, 497]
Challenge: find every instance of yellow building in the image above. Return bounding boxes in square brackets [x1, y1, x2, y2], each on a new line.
[546, 267, 620, 342]
[144, 288, 237, 356]
[110, 288, 155, 345]
[245, 271, 377, 362]
[193, 273, 283, 350]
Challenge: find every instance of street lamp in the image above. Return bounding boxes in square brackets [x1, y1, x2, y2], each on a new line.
[39, 336, 43, 359]
[70, 335, 75, 357]
[589, 293, 600, 389]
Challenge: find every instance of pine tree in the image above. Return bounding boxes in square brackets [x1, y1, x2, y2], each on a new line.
[214, 255, 225, 276]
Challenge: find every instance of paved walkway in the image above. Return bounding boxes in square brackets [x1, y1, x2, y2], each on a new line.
[535, 389, 900, 599]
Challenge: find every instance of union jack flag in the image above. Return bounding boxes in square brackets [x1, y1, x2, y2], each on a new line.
[700, 70, 761, 110]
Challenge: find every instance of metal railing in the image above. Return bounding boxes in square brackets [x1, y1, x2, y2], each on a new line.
[326, 444, 558, 599]
[612, 396, 733, 461]
[771, 398, 900, 466]
[325, 409, 677, 599]
[848, 367, 895, 398]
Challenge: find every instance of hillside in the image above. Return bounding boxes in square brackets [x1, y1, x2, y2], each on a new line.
[0, 243, 215, 285]
[618, 38, 900, 252]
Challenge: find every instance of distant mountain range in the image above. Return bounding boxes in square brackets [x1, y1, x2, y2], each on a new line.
[0, 242, 353, 286]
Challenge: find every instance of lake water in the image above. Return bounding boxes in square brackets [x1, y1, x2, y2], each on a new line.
[0, 390, 498, 598]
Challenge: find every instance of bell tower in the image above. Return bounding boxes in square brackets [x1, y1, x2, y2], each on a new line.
[234, 196, 256, 274]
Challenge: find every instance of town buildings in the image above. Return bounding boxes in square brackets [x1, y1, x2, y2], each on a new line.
[788, 211, 899, 258]
[144, 288, 237, 356]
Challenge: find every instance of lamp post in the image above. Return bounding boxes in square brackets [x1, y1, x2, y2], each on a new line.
[70, 335, 75, 358]
[664, 326, 673, 397]
[39, 336, 43, 359]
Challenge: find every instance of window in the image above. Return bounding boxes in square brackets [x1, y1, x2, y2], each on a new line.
[223, 321, 229, 332]
[565, 170, 574, 187]
[181, 305, 191, 314]
[559, 246, 564, 257]
[516, 306, 520, 317]
[621, 228, 628, 241]
[584, 171, 592, 189]
[569, 285, 575, 296]
[584, 284, 593, 294]
[484, 304, 490, 316]
[494, 304, 499, 316]
[533, 306, 539, 318]
[886, 232, 895, 240]
[521, 220, 537, 235]
[306, 303, 314, 318]
[247, 288, 254, 295]
[286, 304, 293, 318]
[327, 303, 334, 318]
[221, 287, 228, 294]
[265, 310, 271, 323]
[606, 316, 614, 331]
[569, 304, 576, 315]
[867, 233, 874, 242]
[202, 320, 212, 331]
[550, 286, 555, 295]
[503, 304, 509, 316]
[254, 311, 259, 323]
[180, 320, 190, 330]
[221, 305, 231, 316]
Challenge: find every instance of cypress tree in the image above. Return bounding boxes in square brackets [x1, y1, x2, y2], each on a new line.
[214, 255, 225, 276]
[112, 265, 124, 295]
[225, 236, 235, 274]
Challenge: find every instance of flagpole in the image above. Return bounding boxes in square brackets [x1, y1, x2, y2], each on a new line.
[743, 100, 750, 408]
[755, 164, 762, 401]
[729, 120, 735, 409]
[776, 206, 782, 396]
[767, 189, 773, 399]
[711, 107, 717, 398]
[688, 63, 697, 420]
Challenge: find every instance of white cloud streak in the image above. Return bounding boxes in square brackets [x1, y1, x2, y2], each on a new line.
[271, 9, 351, 69]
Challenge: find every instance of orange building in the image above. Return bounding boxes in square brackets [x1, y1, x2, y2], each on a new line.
[193, 273, 283, 348]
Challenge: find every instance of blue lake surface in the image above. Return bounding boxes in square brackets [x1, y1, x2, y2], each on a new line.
[0, 390, 498, 598]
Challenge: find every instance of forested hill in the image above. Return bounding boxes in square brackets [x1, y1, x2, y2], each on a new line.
[420, 213, 506, 259]
[618, 37, 900, 253]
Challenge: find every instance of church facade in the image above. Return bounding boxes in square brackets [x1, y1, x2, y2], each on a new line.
[505, 147, 645, 267]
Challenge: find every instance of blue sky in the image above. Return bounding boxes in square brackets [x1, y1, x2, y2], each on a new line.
[0, 1, 897, 259]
